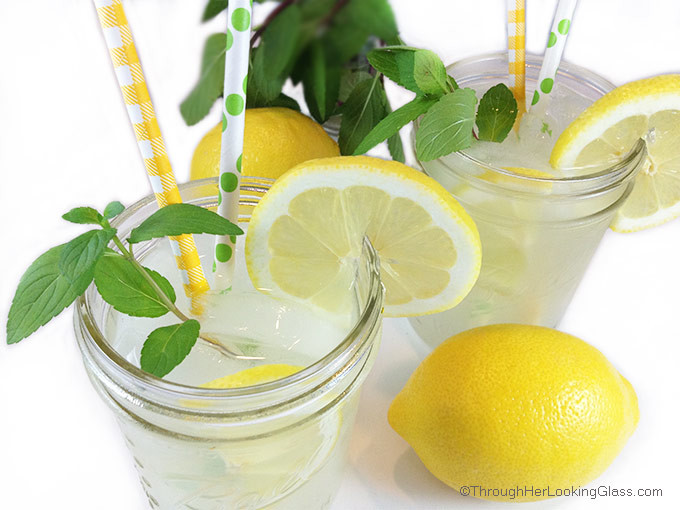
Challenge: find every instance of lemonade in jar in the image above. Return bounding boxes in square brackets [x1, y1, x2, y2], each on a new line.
[408, 53, 647, 347]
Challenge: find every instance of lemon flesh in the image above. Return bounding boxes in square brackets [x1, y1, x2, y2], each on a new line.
[550, 75, 680, 232]
[201, 364, 302, 389]
[388, 324, 639, 502]
[190, 107, 340, 182]
[245, 156, 481, 317]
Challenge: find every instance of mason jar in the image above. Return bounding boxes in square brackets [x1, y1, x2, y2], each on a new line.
[75, 179, 384, 509]
[409, 53, 646, 348]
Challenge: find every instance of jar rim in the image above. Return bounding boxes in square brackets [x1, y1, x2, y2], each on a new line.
[74, 179, 384, 406]
[418, 52, 647, 195]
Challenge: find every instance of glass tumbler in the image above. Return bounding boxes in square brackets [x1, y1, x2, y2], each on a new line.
[75, 179, 384, 509]
[409, 53, 646, 348]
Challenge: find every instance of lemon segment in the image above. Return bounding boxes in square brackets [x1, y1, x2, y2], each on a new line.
[550, 75, 680, 232]
[388, 324, 639, 502]
[200, 364, 303, 389]
[245, 156, 482, 317]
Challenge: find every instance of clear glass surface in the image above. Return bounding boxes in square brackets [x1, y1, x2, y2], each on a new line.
[409, 53, 646, 348]
[75, 179, 384, 509]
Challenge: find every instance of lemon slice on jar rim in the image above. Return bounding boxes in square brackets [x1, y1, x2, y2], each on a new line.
[244, 156, 482, 317]
[550, 75, 680, 232]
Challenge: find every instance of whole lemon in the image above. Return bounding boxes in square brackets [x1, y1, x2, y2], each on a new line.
[190, 107, 340, 181]
[388, 324, 639, 502]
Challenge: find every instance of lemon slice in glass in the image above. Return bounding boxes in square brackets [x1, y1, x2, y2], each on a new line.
[550, 75, 680, 232]
[201, 364, 302, 388]
[245, 156, 481, 317]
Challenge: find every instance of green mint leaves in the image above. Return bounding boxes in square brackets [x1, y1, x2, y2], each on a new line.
[475, 83, 518, 143]
[416, 88, 478, 162]
[7, 202, 243, 379]
[353, 95, 438, 156]
[355, 45, 518, 161]
[94, 253, 177, 318]
[59, 229, 117, 285]
[180, 33, 228, 126]
[7, 244, 92, 345]
[128, 203, 243, 244]
[183, 0, 404, 160]
[140, 320, 201, 378]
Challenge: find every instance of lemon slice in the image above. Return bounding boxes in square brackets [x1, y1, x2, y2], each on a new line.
[201, 364, 302, 388]
[245, 156, 481, 317]
[550, 75, 680, 232]
[202, 364, 343, 504]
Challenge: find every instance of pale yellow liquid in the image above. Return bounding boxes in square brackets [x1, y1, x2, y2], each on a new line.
[410, 81, 628, 348]
[105, 234, 360, 509]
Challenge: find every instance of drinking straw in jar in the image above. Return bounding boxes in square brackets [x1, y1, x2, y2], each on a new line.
[507, 0, 527, 112]
[92, 0, 210, 299]
[213, 0, 252, 291]
[530, 0, 580, 112]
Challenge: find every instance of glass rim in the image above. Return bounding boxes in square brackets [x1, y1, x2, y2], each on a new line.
[75, 179, 384, 403]
[420, 51, 647, 192]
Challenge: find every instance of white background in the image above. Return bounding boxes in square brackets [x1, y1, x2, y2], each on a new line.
[1, 1, 679, 509]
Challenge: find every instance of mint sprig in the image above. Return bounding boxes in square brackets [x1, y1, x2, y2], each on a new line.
[355, 45, 518, 161]
[183, 0, 404, 161]
[7, 202, 245, 378]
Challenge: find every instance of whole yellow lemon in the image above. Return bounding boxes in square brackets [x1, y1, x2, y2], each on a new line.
[388, 324, 639, 502]
[190, 107, 340, 181]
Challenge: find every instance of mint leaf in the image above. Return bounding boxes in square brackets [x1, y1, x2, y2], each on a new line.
[302, 41, 341, 123]
[128, 203, 243, 244]
[367, 46, 414, 86]
[248, 46, 286, 107]
[338, 0, 399, 43]
[59, 229, 116, 286]
[413, 50, 450, 96]
[94, 253, 176, 318]
[140, 320, 200, 378]
[339, 70, 373, 102]
[338, 76, 387, 155]
[368, 46, 450, 96]
[416, 88, 478, 161]
[7, 245, 93, 344]
[180, 33, 226, 126]
[353, 95, 438, 155]
[267, 93, 301, 111]
[322, 22, 370, 66]
[388, 131, 405, 163]
[103, 201, 125, 220]
[202, 0, 228, 22]
[62, 207, 103, 226]
[300, 0, 336, 20]
[476, 83, 518, 143]
[260, 4, 301, 81]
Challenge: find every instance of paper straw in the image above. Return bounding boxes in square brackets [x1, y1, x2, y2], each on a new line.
[213, 0, 252, 291]
[529, 0, 579, 112]
[507, 0, 526, 112]
[93, 0, 210, 299]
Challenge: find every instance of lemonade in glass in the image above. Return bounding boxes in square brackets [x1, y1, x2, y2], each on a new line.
[409, 53, 647, 348]
[74, 180, 384, 509]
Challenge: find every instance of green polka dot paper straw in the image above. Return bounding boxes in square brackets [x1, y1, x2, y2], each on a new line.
[529, 0, 579, 113]
[214, 0, 252, 290]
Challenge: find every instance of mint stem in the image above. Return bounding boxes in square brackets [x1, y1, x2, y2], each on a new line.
[108, 230, 248, 360]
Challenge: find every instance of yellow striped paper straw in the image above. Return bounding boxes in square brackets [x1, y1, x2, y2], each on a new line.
[507, 0, 526, 112]
[93, 0, 210, 298]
